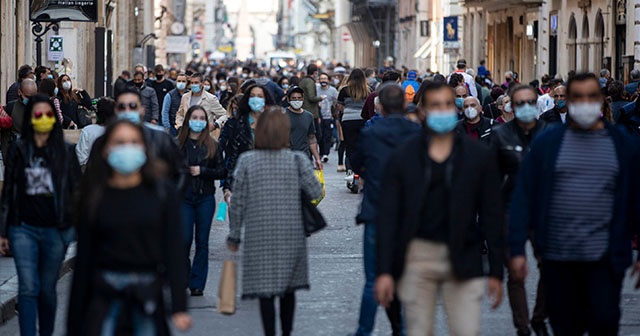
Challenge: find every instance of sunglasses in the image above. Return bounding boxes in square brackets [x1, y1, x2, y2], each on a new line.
[512, 99, 537, 107]
[117, 102, 139, 110]
[34, 111, 55, 119]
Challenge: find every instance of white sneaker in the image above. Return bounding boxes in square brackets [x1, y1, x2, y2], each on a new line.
[322, 155, 329, 163]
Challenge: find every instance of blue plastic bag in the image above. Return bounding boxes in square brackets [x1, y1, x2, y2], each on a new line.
[216, 201, 228, 221]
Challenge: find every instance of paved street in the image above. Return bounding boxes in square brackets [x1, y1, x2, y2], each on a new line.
[2, 153, 640, 336]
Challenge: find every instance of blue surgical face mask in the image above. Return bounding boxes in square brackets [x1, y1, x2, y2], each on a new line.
[427, 111, 459, 134]
[54, 87, 59, 96]
[117, 111, 141, 124]
[176, 82, 187, 91]
[107, 144, 147, 175]
[515, 103, 538, 123]
[189, 119, 207, 133]
[248, 97, 265, 112]
[47, 74, 53, 79]
[282, 84, 289, 90]
[22, 97, 29, 106]
[557, 100, 566, 109]
[455, 97, 464, 109]
[191, 84, 202, 94]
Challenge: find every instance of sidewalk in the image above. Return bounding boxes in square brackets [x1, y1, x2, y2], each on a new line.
[0, 244, 76, 325]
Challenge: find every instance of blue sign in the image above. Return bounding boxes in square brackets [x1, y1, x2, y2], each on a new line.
[444, 16, 458, 42]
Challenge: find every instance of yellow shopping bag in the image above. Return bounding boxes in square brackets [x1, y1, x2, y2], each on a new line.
[311, 169, 326, 206]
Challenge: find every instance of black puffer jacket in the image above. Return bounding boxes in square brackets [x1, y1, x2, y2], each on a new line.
[490, 119, 548, 210]
[0, 139, 81, 237]
[182, 141, 227, 194]
[219, 116, 253, 191]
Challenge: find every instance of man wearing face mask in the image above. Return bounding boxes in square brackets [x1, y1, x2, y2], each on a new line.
[175, 73, 227, 137]
[490, 85, 549, 336]
[150, 64, 175, 110]
[317, 73, 338, 161]
[456, 96, 495, 143]
[162, 73, 189, 135]
[539, 85, 569, 125]
[285, 87, 323, 169]
[375, 81, 503, 335]
[131, 71, 159, 124]
[89, 87, 186, 190]
[454, 85, 469, 119]
[509, 73, 640, 335]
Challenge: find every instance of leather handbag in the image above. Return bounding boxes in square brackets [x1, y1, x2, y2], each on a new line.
[301, 191, 327, 235]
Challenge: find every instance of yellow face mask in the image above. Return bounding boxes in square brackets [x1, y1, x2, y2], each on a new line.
[31, 111, 57, 133]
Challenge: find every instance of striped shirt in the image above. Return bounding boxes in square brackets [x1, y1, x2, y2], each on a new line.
[545, 128, 618, 261]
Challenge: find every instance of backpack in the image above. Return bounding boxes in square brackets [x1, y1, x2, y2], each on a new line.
[405, 84, 416, 103]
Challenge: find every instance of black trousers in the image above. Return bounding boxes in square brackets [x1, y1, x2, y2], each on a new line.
[259, 293, 296, 336]
[543, 259, 623, 336]
[319, 119, 333, 156]
[341, 120, 365, 171]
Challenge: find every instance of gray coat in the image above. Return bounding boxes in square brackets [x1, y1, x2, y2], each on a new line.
[138, 84, 159, 123]
[229, 150, 322, 298]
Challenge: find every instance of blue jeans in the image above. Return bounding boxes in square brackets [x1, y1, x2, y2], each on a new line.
[182, 190, 216, 290]
[356, 223, 405, 336]
[8, 223, 74, 336]
[100, 271, 157, 336]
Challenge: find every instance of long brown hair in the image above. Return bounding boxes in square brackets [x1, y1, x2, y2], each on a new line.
[57, 74, 80, 104]
[177, 105, 217, 159]
[346, 69, 371, 101]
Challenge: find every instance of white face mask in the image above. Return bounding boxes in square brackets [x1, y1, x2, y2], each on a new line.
[62, 81, 72, 91]
[289, 100, 303, 110]
[568, 102, 602, 129]
[464, 107, 478, 120]
[504, 102, 513, 113]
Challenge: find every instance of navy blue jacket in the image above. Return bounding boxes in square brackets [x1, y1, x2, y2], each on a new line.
[509, 123, 640, 275]
[351, 114, 421, 224]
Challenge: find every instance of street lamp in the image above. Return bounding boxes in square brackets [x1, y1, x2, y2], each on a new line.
[31, 21, 60, 66]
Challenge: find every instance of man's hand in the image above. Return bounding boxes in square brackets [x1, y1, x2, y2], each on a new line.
[0, 237, 9, 256]
[375, 274, 395, 308]
[227, 242, 239, 252]
[151, 119, 157, 125]
[510, 256, 528, 281]
[630, 261, 640, 289]
[315, 159, 323, 170]
[487, 277, 503, 309]
[224, 190, 232, 204]
[190, 166, 201, 176]
[171, 312, 192, 331]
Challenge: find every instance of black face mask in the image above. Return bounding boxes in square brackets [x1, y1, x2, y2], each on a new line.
[156, 74, 164, 80]
[134, 82, 143, 88]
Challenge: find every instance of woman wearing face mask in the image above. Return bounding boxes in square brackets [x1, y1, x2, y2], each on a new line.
[203, 78, 215, 95]
[177, 106, 226, 297]
[0, 94, 81, 336]
[220, 77, 240, 109]
[278, 77, 290, 93]
[218, 85, 275, 204]
[57, 74, 93, 128]
[68, 120, 191, 335]
[495, 95, 514, 124]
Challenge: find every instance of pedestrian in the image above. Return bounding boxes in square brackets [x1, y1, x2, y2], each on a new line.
[226, 107, 322, 336]
[607, 80, 628, 122]
[76, 97, 116, 167]
[456, 96, 495, 143]
[254, 70, 285, 104]
[453, 84, 468, 118]
[446, 59, 478, 97]
[317, 72, 338, 162]
[278, 76, 290, 93]
[6, 65, 34, 103]
[299, 64, 323, 155]
[113, 70, 130, 99]
[350, 83, 420, 336]
[161, 72, 189, 136]
[130, 71, 160, 124]
[362, 71, 401, 121]
[483, 86, 505, 120]
[624, 69, 640, 96]
[219, 84, 275, 202]
[149, 64, 175, 109]
[495, 95, 513, 124]
[337, 68, 370, 178]
[0, 94, 81, 336]
[36, 78, 66, 127]
[203, 77, 214, 95]
[536, 79, 561, 117]
[375, 81, 504, 336]
[57, 74, 93, 128]
[3, 79, 37, 155]
[490, 85, 549, 336]
[177, 105, 227, 297]
[175, 73, 227, 136]
[285, 86, 323, 169]
[68, 120, 191, 335]
[539, 85, 569, 124]
[509, 73, 640, 335]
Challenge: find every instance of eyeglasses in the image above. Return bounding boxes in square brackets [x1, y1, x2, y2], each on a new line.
[117, 102, 139, 110]
[34, 111, 55, 119]
[512, 99, 537, 107]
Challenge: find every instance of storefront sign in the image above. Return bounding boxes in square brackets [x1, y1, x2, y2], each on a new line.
[443, 16, 460, 49]
[48, 35, 64, 61]
[30, 0, 98, 22]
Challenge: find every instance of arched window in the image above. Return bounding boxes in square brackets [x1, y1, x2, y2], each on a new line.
[594, 10, 605, 71]
[568, 14, 577, 73]
[581, 14, 590, 71]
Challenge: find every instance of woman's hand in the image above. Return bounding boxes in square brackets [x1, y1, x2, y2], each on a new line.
[227, 241, 239, 252]
[190, 166, 201, 176]
[171, 312, 192, 331]
[224, 190, 232, 204]
[0, 237, 10, 256]
[68, 121, 77, 129]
